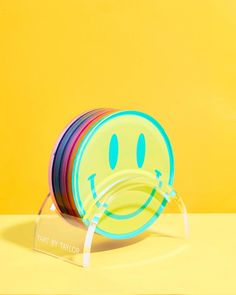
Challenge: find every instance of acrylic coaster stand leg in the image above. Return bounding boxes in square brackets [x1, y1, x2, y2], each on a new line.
[82, 187, 189, 267]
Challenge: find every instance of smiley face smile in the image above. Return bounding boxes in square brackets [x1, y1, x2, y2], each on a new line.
[87, 169, 164, 220]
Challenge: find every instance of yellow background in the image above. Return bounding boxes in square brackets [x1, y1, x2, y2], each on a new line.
[0, 0, 235, 213]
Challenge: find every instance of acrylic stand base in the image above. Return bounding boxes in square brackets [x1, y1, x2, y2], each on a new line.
[34, 193, 189, 268]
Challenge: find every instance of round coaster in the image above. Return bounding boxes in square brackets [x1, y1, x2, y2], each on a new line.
[72, 110, 174, 239]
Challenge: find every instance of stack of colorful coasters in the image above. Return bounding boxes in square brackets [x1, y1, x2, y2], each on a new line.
[49, 109, 175, 239]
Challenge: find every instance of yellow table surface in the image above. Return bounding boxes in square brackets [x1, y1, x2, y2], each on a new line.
[0, 214, 235, 295]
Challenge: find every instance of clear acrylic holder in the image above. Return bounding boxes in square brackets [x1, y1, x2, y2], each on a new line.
[34, 175, 189, 268]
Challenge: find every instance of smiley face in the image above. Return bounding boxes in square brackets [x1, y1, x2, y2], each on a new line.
[72, 110, 174, 239]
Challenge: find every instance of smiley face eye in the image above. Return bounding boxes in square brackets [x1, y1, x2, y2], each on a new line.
[136, 133, 146, 168]
[109, 134, 119, 170]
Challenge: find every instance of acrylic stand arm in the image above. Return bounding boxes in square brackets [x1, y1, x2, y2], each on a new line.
[173, 194, 189, 239]
[82, 192, 189, 267]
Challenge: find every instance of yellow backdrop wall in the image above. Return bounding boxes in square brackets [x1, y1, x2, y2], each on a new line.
[0, 0, 235, 213]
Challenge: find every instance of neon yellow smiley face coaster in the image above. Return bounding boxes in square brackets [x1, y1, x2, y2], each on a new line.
[72, 110, 174, 239]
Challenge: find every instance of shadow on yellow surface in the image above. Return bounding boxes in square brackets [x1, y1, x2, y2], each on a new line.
[2, 220, 35, 250]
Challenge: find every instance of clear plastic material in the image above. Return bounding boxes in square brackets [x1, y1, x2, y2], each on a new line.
[34, 174, 189, 267]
